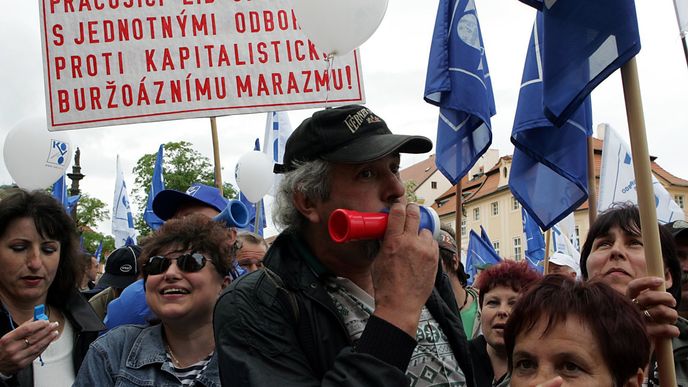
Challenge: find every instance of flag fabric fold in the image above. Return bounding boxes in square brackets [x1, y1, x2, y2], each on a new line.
[94, 239, 104, 262]
[598, 125, 685, 224]
[522, 207, 545, 273]
[465, 229, 501, 285]
[508, 14, 593, 230]
[479, 225, 499, 257]
[424, 0, 496, 184]
[113, 156, 137, 248]
[143, 144, 165, 231]
[51, 174, 80, 215]
[529, 0, 641, 127]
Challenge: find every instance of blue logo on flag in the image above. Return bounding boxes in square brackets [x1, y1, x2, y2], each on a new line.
[47, 140, 69, 166]
[624, 153, 632, 165]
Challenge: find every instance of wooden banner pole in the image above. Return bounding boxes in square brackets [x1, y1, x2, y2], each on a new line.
[621, 57, 676, 387]
[210, 117, 223, 196]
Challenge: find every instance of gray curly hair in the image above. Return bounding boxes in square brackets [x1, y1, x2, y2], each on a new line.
[272, 159, 332, 232]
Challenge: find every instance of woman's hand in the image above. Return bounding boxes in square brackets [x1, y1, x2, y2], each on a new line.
[627, 276, 680, 340]
[0, 318, 59, 375]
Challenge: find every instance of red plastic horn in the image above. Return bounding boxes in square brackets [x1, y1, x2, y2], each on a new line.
[329, 207, 440, 243]
[329, 209, 388, 243]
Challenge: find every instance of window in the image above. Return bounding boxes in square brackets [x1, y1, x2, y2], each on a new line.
[513, 237, 522, 261]
[431, 181, 438, 189]
[511, 197, 520, 211]
[491, 201, 499, 216]
[493, 241, 500, 256]
[676, 195, 685, 209]
[574, 226, 581, 250]
[461, 218, 467, 236]
[503, 167, 508, 178]
[473, 207, 480, 221]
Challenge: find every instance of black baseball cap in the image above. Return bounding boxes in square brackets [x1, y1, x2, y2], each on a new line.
[666, 220, 688, 239]
[274, 105, 433, 173]
[97, 245, 142, 289]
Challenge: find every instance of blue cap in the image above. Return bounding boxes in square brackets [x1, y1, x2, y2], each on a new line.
[152, 183, 228, 220]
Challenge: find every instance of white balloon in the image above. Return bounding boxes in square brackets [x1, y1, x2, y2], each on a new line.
[235, 151, 274, 203]
[292, 0, 389, 57]
[3, 117, 72, 191]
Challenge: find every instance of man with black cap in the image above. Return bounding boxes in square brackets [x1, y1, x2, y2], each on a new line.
[214, 105, 475, 386]
[87, 245, 142, 321]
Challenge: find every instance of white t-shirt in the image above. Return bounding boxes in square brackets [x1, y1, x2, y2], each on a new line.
[33, 319, 75, 387]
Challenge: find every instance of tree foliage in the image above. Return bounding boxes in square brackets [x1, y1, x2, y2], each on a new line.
[404, 180, 418, 204]
[131, 141, 238, 236]
[75, 194, 109, 230]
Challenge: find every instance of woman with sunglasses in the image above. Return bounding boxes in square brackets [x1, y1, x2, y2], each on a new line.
[74, 214, 233, 387]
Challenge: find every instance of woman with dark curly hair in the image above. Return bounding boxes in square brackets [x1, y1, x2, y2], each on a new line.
[469, 260, 541, 387]
[74, 214, 234, 387]
[0, 189, 103, 386]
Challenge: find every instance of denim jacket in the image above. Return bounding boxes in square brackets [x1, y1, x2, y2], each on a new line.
[73, 324, 220, 387]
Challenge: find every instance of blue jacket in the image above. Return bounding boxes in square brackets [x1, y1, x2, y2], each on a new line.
[73, 324, 219, 387]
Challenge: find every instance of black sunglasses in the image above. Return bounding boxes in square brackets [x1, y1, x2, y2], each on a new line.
[143, 253, 208, 276]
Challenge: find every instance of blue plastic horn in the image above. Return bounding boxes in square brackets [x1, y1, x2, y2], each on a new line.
[212, 200, 250, 228]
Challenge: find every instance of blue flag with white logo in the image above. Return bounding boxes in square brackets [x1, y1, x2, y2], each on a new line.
[424, 0, 496, 184]
[522, 206, 545, 273]
[519, 0, 641, 127]
[465, 229, 501, 285]
[143, 144, 165, 231]
[508, 14, 593, 230]
[240, 139, 267, 236]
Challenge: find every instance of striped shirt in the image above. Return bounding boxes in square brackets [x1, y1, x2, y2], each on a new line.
[166, 352, 213, 386]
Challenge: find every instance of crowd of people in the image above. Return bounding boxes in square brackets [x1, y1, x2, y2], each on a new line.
[0, 104, 687, 386]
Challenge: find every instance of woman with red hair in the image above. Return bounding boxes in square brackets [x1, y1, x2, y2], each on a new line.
[469, 260, 541, 387]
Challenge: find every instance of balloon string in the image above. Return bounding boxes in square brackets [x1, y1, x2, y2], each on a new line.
[325, 54, 334, 104]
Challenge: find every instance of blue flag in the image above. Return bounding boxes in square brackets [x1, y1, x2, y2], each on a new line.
[508, 14, 593, 230]
[94, 240, 103, 261]
[240, 139, 267, 236]
[479, 225, 500, 258]
[522, 206, 545, 273]
[424, 0, 496, 184]
[520, 0, 641, 127]
[465, 229, 501, 285]
[51, 174, 80, 215]
[143, 144, 165, 231]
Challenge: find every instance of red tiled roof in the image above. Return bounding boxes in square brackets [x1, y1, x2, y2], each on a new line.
[400, 155, 437, 189]
[431, 139, 687, 215]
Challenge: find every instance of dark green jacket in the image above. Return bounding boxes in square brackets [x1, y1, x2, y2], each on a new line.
[214, 230, 476, 386]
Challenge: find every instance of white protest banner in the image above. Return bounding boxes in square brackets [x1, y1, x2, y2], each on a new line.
[40, 0, 365, 131]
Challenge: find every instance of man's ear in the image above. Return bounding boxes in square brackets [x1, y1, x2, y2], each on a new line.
[221, 275, 230, 290]
[665, 268, 674, 289]
[292, 191, 321, 224]
[622, 367, 644, 387]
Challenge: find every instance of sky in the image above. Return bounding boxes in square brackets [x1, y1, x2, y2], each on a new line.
[1, 1, 686, 238]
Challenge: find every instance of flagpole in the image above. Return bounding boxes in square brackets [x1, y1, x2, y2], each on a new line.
[210, 117, 223, 195]
[682, 36, 688, 69]
[455, 180, 462, 256]
[587, 137, 597, 226]
[543, 229, 551, 274]
[621, 57, 676, 387]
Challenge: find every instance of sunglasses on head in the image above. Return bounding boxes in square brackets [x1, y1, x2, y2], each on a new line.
[143, 252, 209, 276]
